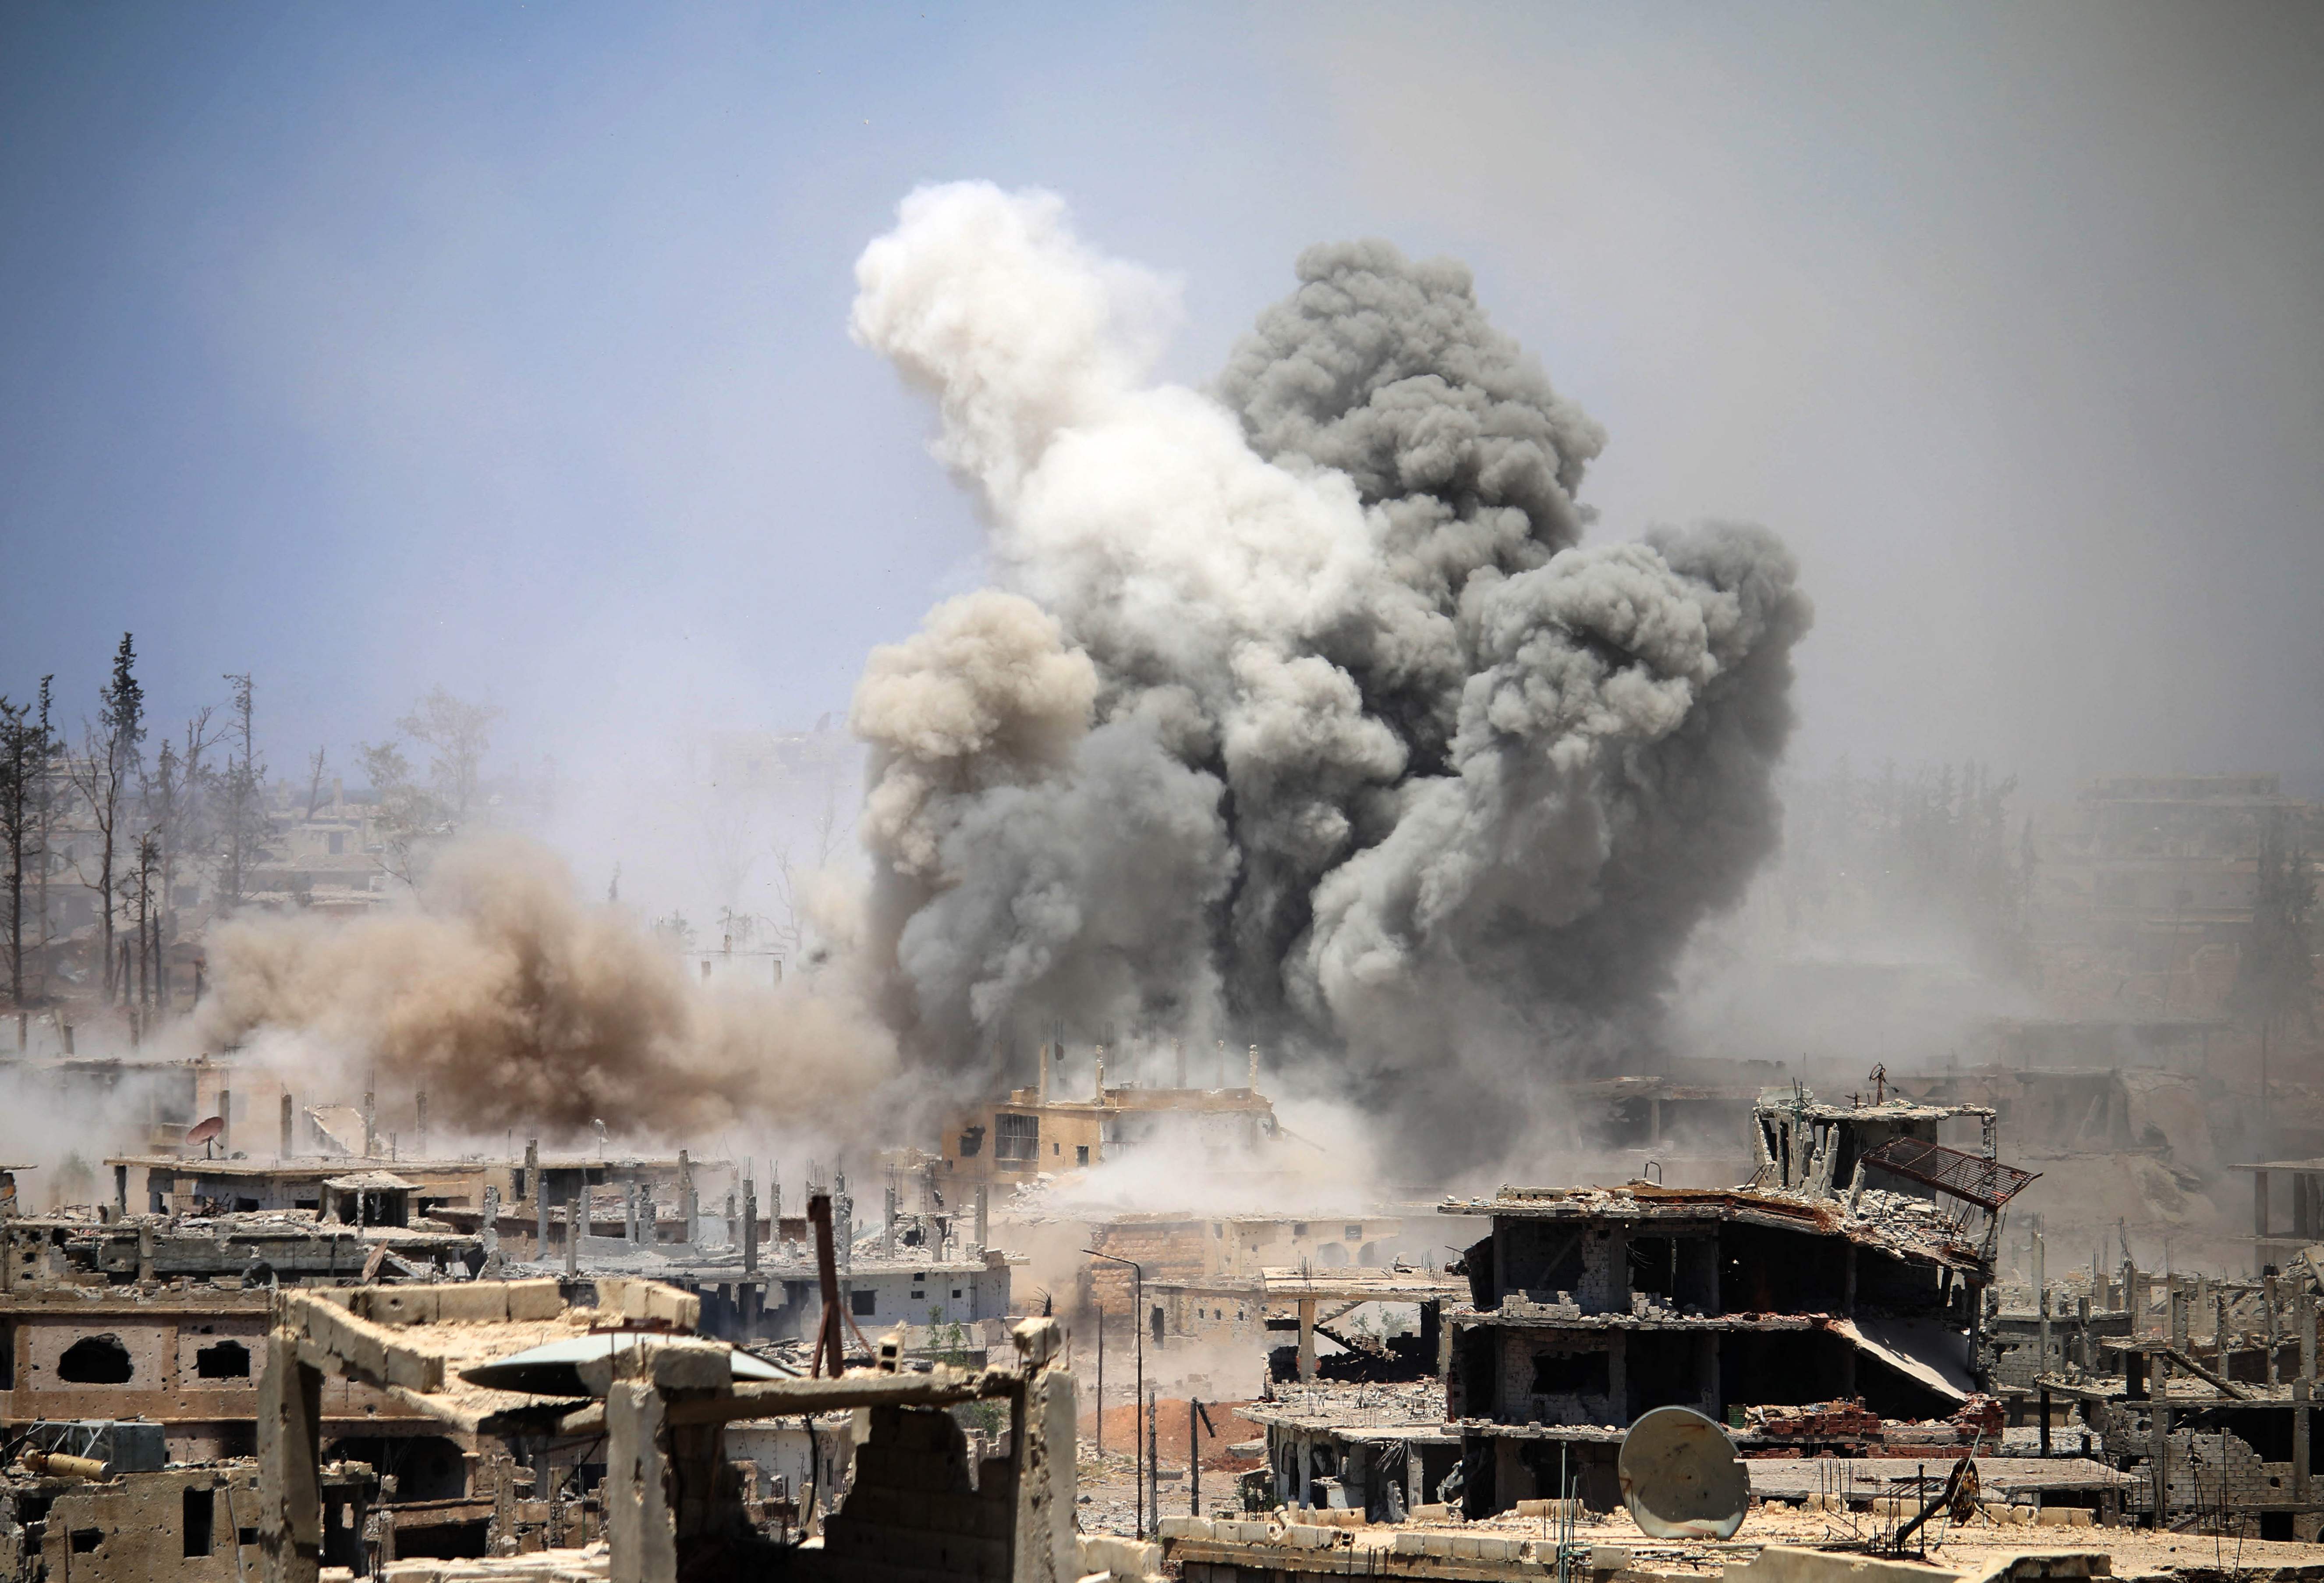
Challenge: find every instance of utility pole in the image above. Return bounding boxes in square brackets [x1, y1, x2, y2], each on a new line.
[1087, 1250, 1145, 1539]
[1190, 1398, 1214, 1516]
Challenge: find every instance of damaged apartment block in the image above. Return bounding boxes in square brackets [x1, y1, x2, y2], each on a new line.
[1431, 1089, 2040, 1518]
[254, 1277, 1081, 1583]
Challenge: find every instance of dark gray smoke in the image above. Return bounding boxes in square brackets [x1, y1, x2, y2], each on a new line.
[848, 185, 1810, 1157]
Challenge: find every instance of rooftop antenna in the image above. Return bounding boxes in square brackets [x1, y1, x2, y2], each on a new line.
[592, 1118, 607, 1160]
[1870, 1063, 1888, 1104]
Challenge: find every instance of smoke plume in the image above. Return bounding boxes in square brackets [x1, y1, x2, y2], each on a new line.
[852, 185, 1812, 1154]
[196, 837, 898, 1143]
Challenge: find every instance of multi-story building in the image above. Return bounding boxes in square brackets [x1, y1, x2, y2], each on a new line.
[939, 1042, 1283, 1188]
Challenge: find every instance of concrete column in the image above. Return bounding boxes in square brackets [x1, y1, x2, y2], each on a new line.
[2150, 1354, 2170, 1523]
[678, 1150, 696, 1246]
[625, 1180, 640, 1246]
[1297, 1299, 1317, 1382]
[2267, 1276, 2283, 1386]
[258, 1329, 324, 1583]
[2259, 1170, 2273, 1269]
[362, 1088, 376, 1158]
[743, 1178, 759, 1275]
[975, 1185, 990, 1252]
[2305, 1283, 2320, 1381]
[605, 1381, 677, 1583]
[564, 1185, 579, 1277]
[1038, 1040, 1051, 1104]
[219, 1088, 232, 1155]
[2036, 1233, 2050, 1383]
[2300, 1286, 2316, 1512]
[113, 1164, 128, 1215]
[1248, 1044, 1260, 1090]
[280, 1093, 294, 1159]
[1013, 1359, 1080, 1583]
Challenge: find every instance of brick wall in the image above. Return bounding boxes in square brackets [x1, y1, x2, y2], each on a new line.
[819, 1405, 1020, 1581]
[2122, 1427, 2296, 1514]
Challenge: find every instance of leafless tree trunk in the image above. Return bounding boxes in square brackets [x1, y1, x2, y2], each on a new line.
[68, 635, 145, 1004]
[31, 678, 55, 1002]
[219, 673, 267, 910]
[397, 686, 501, 825]
[0, 681, 55, 1008]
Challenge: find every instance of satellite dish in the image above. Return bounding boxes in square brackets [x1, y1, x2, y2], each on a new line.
[186, 1116, 226, 1145]
[1619, 1406, 1750, 1540]
[460, 1334, 789, 1398]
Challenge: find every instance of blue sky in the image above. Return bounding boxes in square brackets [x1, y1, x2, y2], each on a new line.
[4, 1, 2320, 820]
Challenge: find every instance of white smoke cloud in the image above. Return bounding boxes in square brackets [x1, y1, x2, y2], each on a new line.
[849, 183, 1812, 1159]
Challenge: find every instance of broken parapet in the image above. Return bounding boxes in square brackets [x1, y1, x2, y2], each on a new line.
[0, 1455, 377, 1581]
[257, 1278, 1080, 1583]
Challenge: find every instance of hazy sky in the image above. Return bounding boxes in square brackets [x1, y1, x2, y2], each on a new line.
[4, 1, 2319, 807]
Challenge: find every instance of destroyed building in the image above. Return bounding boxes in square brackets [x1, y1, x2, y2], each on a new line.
[1433, 1178, 1994, 1516]
[941, 1041, 1284, 1187]
[2028, 774, 2323, 1025]
[245, 1276, 1081, 1583]
[1226, 1090, 2039, 1519]
[0, 1450, 378, 1581]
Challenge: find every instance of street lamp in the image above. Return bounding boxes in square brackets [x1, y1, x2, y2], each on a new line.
[1084, 1249, 1144, 1539]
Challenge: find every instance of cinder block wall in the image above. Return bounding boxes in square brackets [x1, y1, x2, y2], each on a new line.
[817, 1404, 1020, 1581]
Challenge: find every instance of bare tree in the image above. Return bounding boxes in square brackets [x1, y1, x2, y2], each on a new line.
[356, 738, 440, 890]
[29, 679, 56, 999]
[148, 707, 216, 922]
[132, 831, 160, 1012]
[769, 781, 852, 962]
[142, 707, 216, 1017]
[397, 687, 501, 825]
[304, 745, 329, 820]
[67, 635, 146, 1003]
[218, 673, 271, 909]
[0, 681, 57, 1007]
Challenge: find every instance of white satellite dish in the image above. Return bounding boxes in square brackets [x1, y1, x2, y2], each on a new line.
[1618, 1406, 1750, 1540]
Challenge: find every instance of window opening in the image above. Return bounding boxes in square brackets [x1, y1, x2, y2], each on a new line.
[196, 1341, 252, 1379]
[57, 1334, 135, 1384]
[183, 1487, 215, 1556]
